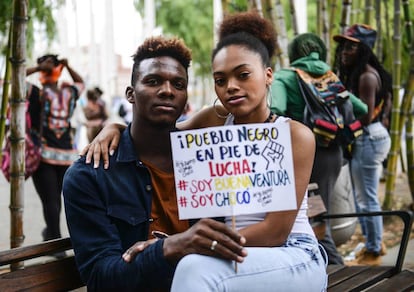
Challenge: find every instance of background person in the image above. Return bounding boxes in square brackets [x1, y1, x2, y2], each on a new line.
[270, 33, 368, 264]
[333, 24, 392, 265]
[26, 54, 84, 243]
[83, 87, 108, 142]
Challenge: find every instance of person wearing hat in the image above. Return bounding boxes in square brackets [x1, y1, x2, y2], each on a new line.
[333, 24, 392, 265]
[270, 33, 367, 265]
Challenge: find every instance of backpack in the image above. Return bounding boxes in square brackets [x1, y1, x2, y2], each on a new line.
[1, 84, 42, 181]
[293, 68, 363, 148]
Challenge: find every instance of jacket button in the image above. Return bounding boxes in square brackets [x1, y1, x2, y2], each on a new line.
[146, 185, 152, 191]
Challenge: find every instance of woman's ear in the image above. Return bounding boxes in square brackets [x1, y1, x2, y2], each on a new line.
[266, 67, 273, 86]
[125, 86, 135, 103]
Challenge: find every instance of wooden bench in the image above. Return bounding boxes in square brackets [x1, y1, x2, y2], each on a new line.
[307, 184, 414, 291]
[0, 237, 84, 291]
[0, 192, 412, 291]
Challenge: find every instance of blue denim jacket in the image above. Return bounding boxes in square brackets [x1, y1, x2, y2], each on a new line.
[63, 127, 175, 291]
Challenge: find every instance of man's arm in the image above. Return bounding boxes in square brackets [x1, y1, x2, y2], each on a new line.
[63, 158, 174, 290]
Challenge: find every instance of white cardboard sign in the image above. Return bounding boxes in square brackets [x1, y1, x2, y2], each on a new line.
[171, 122, 296, 219]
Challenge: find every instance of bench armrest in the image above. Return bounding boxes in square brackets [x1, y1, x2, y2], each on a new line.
[0, 237, 72, 266]
[320, 210, 413, 273]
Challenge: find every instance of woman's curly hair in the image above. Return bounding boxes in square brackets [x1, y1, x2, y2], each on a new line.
[213, 11, 277, 66]
[131, 36, 192, 85]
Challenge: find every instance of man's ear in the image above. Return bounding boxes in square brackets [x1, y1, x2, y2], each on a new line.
[125, 86, 135, 103]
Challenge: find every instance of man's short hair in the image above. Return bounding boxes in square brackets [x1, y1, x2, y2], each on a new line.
[131, 36, 192, 85]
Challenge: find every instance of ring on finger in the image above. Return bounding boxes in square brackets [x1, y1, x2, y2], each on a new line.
[210, 240, 218, 251]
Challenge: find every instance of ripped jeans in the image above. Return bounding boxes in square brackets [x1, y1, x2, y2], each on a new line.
[171, 233, 327, 292]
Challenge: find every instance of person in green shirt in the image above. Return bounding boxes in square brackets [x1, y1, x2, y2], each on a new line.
[270, 33, 368, 265]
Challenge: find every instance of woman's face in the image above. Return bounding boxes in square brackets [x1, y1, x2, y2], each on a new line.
[340, 40, 359, 67]
[212, 45, 272, 123]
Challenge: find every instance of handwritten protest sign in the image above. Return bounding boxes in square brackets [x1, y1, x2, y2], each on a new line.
[171, 122, 296, 220]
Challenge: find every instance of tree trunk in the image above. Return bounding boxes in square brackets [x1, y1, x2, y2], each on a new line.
[374, 0, 383, 60]
[9, 0, 28, 267]
[340, 0, 352, 33]
[289, 0, 299, 36]
[329, 0, 339, 44]
[0, 27, 12, 161]
[364, 0, 374, 25]
[383, 0, 402, 210]
[270, 0, 289, 69]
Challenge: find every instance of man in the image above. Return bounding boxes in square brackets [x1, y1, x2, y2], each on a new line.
[63, 36, 246, 291]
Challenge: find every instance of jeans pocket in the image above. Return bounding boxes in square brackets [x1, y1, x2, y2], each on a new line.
[370, 135, 390, 161]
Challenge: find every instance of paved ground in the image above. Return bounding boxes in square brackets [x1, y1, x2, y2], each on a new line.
[0, 168, 413, 271]
[0, 175, 69, 250]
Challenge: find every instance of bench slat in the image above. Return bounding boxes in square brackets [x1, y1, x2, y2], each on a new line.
[363, 270, 414, 292]
[0, 256, 84, 291]
[0, 238, 72, 265]
[328, 266, 395, 291]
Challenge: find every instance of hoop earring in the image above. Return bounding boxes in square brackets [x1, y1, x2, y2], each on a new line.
[267, 85, 272, 109]
[213, 98, 230, 119]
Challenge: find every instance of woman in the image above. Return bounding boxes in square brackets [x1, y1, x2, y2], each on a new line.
[84, 12, 327, 291]
[333, 24, 391, 265]
[27, 54, 84, 242]
[84, 87, 108, 142]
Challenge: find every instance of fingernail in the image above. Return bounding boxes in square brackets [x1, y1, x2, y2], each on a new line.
[109, 149, 114, 156]
[94, 162, 99, 169]
[240, 236, 246, 245]
[122, 253, 130, 262]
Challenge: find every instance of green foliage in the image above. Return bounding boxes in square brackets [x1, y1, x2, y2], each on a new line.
[154, 0, 214, 77]
[0, 0, 63, 58]
[226, 0, 248, 12]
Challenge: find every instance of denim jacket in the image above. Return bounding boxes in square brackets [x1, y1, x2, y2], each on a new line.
[63, 126, 175, 291]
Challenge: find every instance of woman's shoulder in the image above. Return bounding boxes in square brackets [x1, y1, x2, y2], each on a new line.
[288, 119, 315, 145]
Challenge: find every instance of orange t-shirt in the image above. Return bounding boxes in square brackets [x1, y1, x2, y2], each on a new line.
[143, 161, 189, 239]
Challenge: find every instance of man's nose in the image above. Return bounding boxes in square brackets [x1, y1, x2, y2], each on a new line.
[159, 82, 173, 96]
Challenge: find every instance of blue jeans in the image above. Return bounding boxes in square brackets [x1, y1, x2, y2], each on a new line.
[351, 122, 391, 254]
[171, 234, 327, 292]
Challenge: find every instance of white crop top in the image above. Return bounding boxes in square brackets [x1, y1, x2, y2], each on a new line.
[223, 115, 315, 236]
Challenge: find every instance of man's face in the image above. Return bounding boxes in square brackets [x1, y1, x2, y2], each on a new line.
[127, 56, 188, 126]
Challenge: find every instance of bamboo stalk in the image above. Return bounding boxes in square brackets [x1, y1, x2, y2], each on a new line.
[374, 0, 382, 60]
[364, 0, 374, 25]
[268, 0, 289, 69]
[340, 0, 352, 33]
[383, 0, 402, 210]
[401, 0, 414, 203]
[9, 0, 28, 272]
